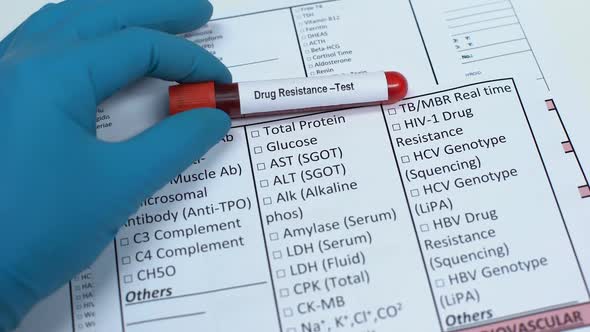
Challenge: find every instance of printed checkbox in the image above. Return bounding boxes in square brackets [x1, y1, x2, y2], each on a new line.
[76, 305, 81, 310]
[257, 163, 266, 171]
[75, 295, 81, 300]
[122, 256, 131, 265]
[420, 224, 430, 232]
[401, 155, 411, 164]
[388, 108, 397, 115]
[410, 189, 420, 197]
[435, 279, 445, 288]
[254, 146, 263, 154]
[286, 328, 297, 332]
[260, 180, 270, 188]
[392, 123, 402, 131]
[123, 275, 133, 284]
[276, 269, 286, 278]
[263, 197, 272, 205]
[269, 233, 279, 241]
[251, 130, 260, 138]
[279, 288, 290, 298]
[283, 308, 294, 317]
[120, 238, 129, 246]
[273, 251, 283, 259]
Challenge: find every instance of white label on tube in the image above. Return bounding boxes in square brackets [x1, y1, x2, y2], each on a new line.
[238, 72, 388, 115]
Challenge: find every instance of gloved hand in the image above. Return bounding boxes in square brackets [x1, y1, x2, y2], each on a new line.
[0, 1, 231, 330]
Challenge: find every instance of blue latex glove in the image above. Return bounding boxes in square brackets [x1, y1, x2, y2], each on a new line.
[0, 1, 231, 330]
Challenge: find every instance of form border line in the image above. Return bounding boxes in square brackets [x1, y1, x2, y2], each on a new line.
[243, 127, 284, 332]
[380, 105, 444, 331]
[408, 0, 439, 85]
[512, 79, 590, 299]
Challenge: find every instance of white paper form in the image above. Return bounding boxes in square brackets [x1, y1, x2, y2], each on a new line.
[409, 0, 590, 199]
[13, 1, 590, 332]
[88, 80, 590, 332]
[405, 2, 590, 330]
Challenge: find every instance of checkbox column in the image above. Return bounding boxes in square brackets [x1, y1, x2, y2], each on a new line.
[279, 288, 290, 298]
[272, 250, 283, 259]
[283, 307, 293, 317]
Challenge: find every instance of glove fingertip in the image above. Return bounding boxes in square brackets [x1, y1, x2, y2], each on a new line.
[173, 107, 231, 145]
[184, 0, 214, 32]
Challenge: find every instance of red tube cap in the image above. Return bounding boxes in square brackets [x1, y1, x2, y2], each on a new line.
[169, 82, 217, 115]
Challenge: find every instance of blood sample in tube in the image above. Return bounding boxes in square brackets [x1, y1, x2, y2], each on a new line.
[169, 71, 408, 118]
